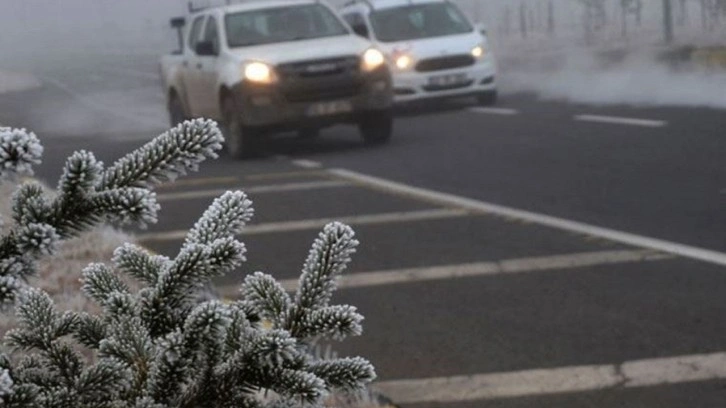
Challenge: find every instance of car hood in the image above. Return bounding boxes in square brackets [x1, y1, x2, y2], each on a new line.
[377, 31, 483, 59]
[229, 35, 372, 65]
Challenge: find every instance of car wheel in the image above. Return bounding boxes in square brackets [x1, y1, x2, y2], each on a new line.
[359, 110, 393, 145]
[222, 96, 259, 159]
[477, 90, 498, 106]
[168, 94, 186, 127]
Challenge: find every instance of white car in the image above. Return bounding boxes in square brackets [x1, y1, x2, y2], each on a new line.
[160, 0, 394, 158]
[339, 0, 497, 105]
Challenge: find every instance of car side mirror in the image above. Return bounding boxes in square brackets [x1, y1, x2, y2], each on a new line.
[351, 23, 370, 38]
[195, 41, 217, 56]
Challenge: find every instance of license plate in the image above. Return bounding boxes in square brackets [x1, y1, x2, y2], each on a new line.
[428, 73, 469, 87]
[306, 100, 353, 116]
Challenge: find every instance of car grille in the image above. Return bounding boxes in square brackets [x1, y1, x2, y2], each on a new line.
[278, 55, 363, 103]
[416, 55, 476, 72]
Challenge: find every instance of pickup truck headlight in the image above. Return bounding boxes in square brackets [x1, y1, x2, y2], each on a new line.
[471, 45, 486, 59]
[362, 48, 386, 72]
[244, 61, 277, 84]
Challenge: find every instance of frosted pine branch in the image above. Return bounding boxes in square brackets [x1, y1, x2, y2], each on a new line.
[98, 119, 223, 190]
[0, 127, 42, 179]
[0, 121, 376, 407]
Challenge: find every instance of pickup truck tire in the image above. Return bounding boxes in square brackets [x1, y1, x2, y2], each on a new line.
[359, 110, 393, 145]
[222, 96, 258, 159]
[168, 94, 186, 127]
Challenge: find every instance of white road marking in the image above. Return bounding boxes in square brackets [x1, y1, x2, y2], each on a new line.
[329, 168, 726, 267]
[157, 180, 349, 202]
[468, 107, 519, 115]
[155, 176, 239, 190]
[574, 114, 667, 128]
[100, 67, 160, 81]
[245, 170, 329, 181]
[374, 352, 726, 404]
[216, 249, 670, 297]
[138, 208, 467, 243]
[292, 159, 323, 169]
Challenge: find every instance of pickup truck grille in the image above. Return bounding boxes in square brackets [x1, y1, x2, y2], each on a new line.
[277, 56, 360, 79]
[278, 55, 363, 103]
[416, 55, 476, 72]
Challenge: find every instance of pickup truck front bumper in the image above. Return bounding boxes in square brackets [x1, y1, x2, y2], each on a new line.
[231, 67, 392, 131]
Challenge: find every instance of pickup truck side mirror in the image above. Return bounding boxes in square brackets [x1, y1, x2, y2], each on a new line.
[351, 23, 370, 38]
[170, 17, 186, 29]
[195, 41, 218, 57]
[475, 22, 487, 36]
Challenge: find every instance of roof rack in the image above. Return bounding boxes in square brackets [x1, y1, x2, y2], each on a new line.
[187, 0, 248, 13]
[342, 0, 375, 10]
[188, 0, 322, 13]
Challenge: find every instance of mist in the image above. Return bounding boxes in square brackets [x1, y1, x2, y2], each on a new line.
[1, 0, 724, 135]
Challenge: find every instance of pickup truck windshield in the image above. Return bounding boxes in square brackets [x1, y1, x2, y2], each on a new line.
[370, 3, 473, 42]
[225, 4, 349, 47]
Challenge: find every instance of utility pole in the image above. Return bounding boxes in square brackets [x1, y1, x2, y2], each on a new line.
[663, 0, 674, 43]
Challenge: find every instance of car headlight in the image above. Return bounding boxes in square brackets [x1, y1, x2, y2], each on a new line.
[471, 45, 486, 59]
[244, 61, 277, 84]
[394, 54, 414, 70]
[362, 48, 386, 72]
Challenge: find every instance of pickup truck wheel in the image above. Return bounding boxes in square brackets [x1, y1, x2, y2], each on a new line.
[359, 110, 393, 145]
[168, 95, 186, 127]
[222, 96, 258, 159]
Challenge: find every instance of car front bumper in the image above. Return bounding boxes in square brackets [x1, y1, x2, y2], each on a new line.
[232, 68, 392, 131]
[391, 59, 497, 104]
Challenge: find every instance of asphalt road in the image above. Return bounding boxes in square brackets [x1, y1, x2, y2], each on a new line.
[2, 52, 726, 407]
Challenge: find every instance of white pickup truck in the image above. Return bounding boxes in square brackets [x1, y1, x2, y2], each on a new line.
[160, 0, 394, 158]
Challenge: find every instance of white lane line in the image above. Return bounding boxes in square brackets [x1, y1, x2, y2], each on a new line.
[216, 249, 670, 297]
[100, 67, 160, 81]
[155, 176, 239, 190]
[292, 159, 323, 169]
[329, 168, 726, 267]
[574, 114, 667, 128]
[157, 180, 349, 202]
[138, 208, 467, 243]
[374, 352, 726, 404]
[468, 107, 519, 115]
[245, 170, 329, 181]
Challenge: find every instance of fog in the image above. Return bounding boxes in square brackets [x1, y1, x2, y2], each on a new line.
[1, 0, 725, 114]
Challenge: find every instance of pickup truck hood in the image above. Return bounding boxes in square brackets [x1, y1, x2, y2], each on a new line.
[229, 35, 371, 65]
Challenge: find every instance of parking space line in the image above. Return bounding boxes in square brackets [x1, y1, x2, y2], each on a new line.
[329, 168, 726, 267]
[292, 159, 323, 169]
[574, 114, 667, 128]
[155, 176, 239, 190]
[138, 208, 467, 243]
[468, 107, 519, 115]
[157, 180, 349, 202]
[245, 170, 329, 181]
[216, 249, 670, 296]
[374, 351, 726, 404]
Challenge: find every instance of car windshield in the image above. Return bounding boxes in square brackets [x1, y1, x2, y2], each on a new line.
[370, 3, 473, 42]
[225, 4, 349, 47]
